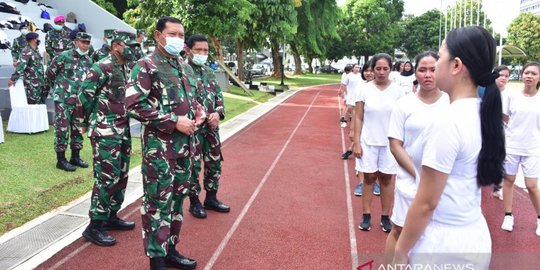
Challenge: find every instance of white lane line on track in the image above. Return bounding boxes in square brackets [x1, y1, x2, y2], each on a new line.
[337, 94, 359, 270]
[203, 90, 322, 270]
[47, 206, 141, 270]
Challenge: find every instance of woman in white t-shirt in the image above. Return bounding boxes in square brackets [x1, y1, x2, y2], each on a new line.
[492, 65, 511, 200]
[396, 61, 416, 94]
[384, 51, 449, 263]
[353, 53, 404, 233]
[393, 26, 505, 268]
[339, 66, 352, 127]
[501, 62, 540, 236]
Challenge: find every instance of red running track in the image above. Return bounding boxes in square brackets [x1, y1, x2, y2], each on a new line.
[37, 85, 540, 270]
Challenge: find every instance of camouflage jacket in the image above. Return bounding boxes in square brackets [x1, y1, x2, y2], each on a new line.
[125, 49, 198, 159]
[189, 63, 225, 123]
[11, 35, 27, 62]
[10, 45, 45, 88]
[92, 45, 111, 63]
[46, 49, 93, 104]
[67, 42, 95, 56]
[76, 54, 129, 139]
[45, 29, 71, 60]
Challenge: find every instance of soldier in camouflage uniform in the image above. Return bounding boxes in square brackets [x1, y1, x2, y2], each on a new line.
[185, 35, 230, 219]
[125, 17, 201, 270]
[92, 29, 114, 63]
[46, 32, 93, 172]
[8, 32, 49, 104]
[45, 16, 71, 64]
[11, 23, 29, 65]
[76, 31, 137, 247]
[131, 29, 146, 60]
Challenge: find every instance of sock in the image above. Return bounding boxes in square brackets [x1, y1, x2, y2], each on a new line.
[505, 212, 512, 217]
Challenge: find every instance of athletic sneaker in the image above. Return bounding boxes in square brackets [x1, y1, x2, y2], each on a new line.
[358, 214, 371, 231]
[341, 150, 353, 160]
[354, 183, 363, 196]
[492, 188, 503, 201]
[501, 215, 514, 232]
[536, 219, 540, 237]
[373, 182, 381, 196]
[381, 215, 392, 233]
[340, 117, 347, 128]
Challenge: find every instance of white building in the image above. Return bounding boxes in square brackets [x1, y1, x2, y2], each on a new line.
[520, 0, 540, 15]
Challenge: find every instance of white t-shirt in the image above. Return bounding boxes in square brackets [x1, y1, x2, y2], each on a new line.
[359, 82, 404, 146]
[344, 73, 363, 105]
[389, 71, 400, 83]
[505, 91, 540, 156]
[340, 72, 349, 85]
[387, 92, 450, 196]
[416, 98, 483, 226]
[500, 89, 510, 115]
[396, 74, 416, 94]
[346, 78, 367, 106]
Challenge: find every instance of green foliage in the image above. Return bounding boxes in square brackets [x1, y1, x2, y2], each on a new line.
[507, 13, 540, 61]
[294, 0, 339, 56]
[399, 9, 441, 59]
[92, 0, 118, 16]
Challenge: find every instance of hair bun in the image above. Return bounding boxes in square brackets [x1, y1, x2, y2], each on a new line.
[477, 71, 499, 87]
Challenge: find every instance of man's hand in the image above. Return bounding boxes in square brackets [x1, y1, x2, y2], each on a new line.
[7, 80, 15, 87]
[207, 112, 220, 129]
[195, 104, 207, 126]
[175, 115, 196, 135]
[79, 127, 88, 134]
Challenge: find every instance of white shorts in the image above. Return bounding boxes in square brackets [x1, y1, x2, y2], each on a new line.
[504, 154, 540, 178]
[357, 143, 397, 174]
[390, 189, 413, 227]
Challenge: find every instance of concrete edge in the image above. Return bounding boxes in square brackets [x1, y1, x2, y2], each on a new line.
[5, 86, 308, 270]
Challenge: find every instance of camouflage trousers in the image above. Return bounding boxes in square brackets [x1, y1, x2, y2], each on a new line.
[24, 84, 48, 105]
[54, 102, 83, 152]
[88, 136, 131, 221]
[141, 154, 192, 258]
[189, 129, 223, 197]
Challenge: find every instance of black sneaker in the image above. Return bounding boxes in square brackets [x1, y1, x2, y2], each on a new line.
[341, 150, 353, 160]
[358, 214, 371, 231]
[381, 215, 392, 233]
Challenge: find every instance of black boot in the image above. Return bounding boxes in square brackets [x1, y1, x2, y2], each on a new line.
[82, 220, 116, 246]
[56, 151, 76, 172]
[150, 257, 168, 270]
[165, 245, 197, 269]
[204, 190, 230, 213]
[189, 196, 207, 219]
[104, 211, 135, 230]
[70, 149, 89, 168]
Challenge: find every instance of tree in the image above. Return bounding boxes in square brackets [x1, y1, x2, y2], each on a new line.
[92, 0, 118, 16]
[398, 10, 441, 59]
[507, 13, 540, 61]
[290, 0, 339, 75]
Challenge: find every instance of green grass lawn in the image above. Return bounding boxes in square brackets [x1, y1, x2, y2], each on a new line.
[254, 73, 341, 88]
[0, 74, 331, 236]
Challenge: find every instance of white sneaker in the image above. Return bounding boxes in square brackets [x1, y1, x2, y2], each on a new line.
[501, 215, 514, 232]
[493, 189, 503, 200]
[536, 219, 540, 236]
[340, 121, 347, 128]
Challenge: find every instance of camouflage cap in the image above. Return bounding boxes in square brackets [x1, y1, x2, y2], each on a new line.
[136, 29, 146, 37]
[75, 32, 92, 41]
[111, 30, 138, 45]
[103, 29, 115, 39]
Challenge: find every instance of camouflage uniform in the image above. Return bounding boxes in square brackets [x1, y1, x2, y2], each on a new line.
[92, 29, 114, 63]
[46, 42, 93, 153]
[11, 35, 27, 63]
[45, 28, 71, 63]
[10, 45, 48, 104]
[189, 64, 225, 197]
[76, 53, 131, 221]
[125, 49, 198, 258]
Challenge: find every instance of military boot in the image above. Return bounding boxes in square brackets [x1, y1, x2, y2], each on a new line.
[104, 211, 135, 230]
[204, 190, 230, 213]
[165, 245, 197, 269]
[150, 257, 168, 270]
[189, 195, 207, 219]
[56, 151, 76, 172]
[70, 149, 89, 168]
[82, 220, 116, 246]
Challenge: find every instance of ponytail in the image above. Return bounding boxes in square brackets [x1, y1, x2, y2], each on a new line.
[477, 74, 505, 187]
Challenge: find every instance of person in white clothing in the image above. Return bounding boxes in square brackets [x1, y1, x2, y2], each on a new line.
[501, 62, 540, 236]
[396, 61, 416, 94]
[384, 51, 449, 264]
[389, 61, 403, 84]
[492, 65, 511, 200]
[353, 53, 404, 233]
[340, 64, 363, 129]
[339, 66, 352, 127]
[393, 26, 505, 269]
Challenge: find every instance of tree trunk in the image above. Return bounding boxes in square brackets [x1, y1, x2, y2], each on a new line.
[271, 39, 282, 78]
[236, 39, 245, 81]
[307, 56, 314, 73]
[210, 36, 224, 63]
[290, 43, 303, 75]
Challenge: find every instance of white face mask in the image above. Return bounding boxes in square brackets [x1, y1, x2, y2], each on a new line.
[192, 54, 208, 66]
[76, 48, 88, 56]
[21, 29, 29, 35]
[161, 35, 184, 56]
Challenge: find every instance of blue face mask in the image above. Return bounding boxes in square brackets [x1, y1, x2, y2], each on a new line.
[21, 29, 29, 35]
[192, 54, 208, 66]
[76, 48, 88, 56]
[53, 24, 63, 31]
[161, 35, 184, 56]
